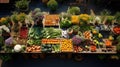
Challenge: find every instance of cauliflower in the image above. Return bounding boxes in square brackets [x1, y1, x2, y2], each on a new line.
[14, 44, 22, 52]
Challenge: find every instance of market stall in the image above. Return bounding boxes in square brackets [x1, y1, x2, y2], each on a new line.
[0, 8, 119, 54]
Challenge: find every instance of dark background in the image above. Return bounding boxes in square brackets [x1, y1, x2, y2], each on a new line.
[1, 54, 120, 67]
[0, 0, 120, 17]
[0, 0, 120, 67]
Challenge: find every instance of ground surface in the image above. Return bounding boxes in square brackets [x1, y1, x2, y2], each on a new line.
[1, 54, 120, 67]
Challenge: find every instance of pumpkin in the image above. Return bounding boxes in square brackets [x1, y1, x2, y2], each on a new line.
[90, 45, 96, 52]
[113, 26, 120, 35]
[103, 39, 112, 47]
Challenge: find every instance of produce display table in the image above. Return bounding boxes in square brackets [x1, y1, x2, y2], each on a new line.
[0, 12, 120, 54]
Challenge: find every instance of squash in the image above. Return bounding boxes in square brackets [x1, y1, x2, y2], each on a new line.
[71, 15, 79, 24]
[103, 39, 112, 47]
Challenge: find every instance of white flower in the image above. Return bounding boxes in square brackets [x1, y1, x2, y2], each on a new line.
[1, 25, 10, 33]
[14, 44, 22, 52]
[95, 16, 101, 24]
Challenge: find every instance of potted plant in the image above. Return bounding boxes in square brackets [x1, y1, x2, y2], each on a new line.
[0, 17, 10, 26]
[67, 7, 80, 15]
[47, 0, 58, 11]
[17, 13, 27, 25]
[30, 8, 44, 26]
[10, 12, 21, 37]
[15, 0, 30, 12]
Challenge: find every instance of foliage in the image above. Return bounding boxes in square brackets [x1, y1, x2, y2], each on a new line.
[67, 7, 80, 15]
[11, 12, 18, 23]
[47, 0, 58, 11]
[115, 12, 120, 24]
[34, 8, 41, 13]
[60, 18, 72, 28]
[116, 43, 120, 51]
[106, 16, 115, 23]
[60, 12, 71, 20]
[71, 25, 80, 32]
[28, 27, 43, 39]
[0, 16, 10, 25]
[17, 13, 26, 23]
[27, 39, 41, 46]
[100, 9, 111, 16]
[15, 0, 30, 10]
[100, 9, 111, 23]
[42, 28, 61, 38]
[79, 14, 90, 25]
[117, 35, 120, 42]
[31, 8, 44, 24]
[80, 25, 93, 32]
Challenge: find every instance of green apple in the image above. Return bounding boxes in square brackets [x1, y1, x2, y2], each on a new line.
[98, 33, 103, 38]
[109, 35, 114, 40]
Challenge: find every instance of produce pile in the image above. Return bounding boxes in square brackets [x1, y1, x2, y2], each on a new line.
[0, 8, 120, 53]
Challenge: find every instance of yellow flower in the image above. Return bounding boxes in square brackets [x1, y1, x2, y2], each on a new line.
[82, 17, 88, 21]
[71, 15, 79, 24]
[17, 13, 26, 22]
[79, 14, 90, 22]
[0, 17, 7, 23]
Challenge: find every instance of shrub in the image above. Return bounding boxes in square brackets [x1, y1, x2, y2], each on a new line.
[47, 0, 58, 11]
[15, 0, 30, 10]
[67, 7, 80, 15]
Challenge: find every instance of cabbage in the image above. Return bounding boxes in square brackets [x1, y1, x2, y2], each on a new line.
[5, 37, 13, 46]
[72, 35, 82, 45]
